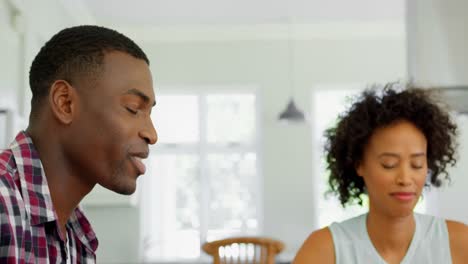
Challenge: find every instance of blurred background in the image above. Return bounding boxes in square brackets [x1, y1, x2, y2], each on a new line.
[1, 0, 467, 263]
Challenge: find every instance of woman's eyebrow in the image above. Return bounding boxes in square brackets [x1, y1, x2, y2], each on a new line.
[378, 153, 400, 158]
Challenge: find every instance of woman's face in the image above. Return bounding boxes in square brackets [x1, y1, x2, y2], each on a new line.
[356, 120, 428, 217]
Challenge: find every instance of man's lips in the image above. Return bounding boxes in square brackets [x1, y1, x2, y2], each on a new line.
[131, 156, 147, 175]
[130, 151, 149, 175]
[390, 192, 416, 202]
[131, 151, 149, 159]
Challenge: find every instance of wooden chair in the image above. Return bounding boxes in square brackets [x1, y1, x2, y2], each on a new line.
[202, 236, 285, 264]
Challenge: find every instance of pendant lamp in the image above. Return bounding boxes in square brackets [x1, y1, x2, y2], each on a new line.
[278, 20, 306, 123]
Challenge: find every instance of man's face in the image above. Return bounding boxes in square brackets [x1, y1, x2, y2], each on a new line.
[69, 51, 157, 195]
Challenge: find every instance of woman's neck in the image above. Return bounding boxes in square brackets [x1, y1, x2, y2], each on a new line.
[366, 208, 416, 264]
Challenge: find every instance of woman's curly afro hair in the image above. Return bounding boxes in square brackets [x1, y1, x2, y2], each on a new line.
[324, 83, 458, 207]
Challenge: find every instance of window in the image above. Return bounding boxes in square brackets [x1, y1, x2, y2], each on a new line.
[140, 91, 261, 262]
[312, 86, 425, 228]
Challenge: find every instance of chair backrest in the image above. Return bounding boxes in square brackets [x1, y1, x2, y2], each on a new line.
[202, 236, 285, 264]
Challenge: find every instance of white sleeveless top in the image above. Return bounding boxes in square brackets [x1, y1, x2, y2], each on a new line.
[329, 213, 452, 264]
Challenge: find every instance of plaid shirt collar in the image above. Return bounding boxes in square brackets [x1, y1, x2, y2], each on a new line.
[10, 131, 98, 252]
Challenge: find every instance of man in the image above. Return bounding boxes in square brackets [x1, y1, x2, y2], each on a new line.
[0, 25, 157, 263]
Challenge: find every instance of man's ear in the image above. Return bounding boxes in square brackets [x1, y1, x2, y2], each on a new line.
[48, 80, 77, 125]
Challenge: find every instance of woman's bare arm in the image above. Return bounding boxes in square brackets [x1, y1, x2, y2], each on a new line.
[292, 227, 335, 264]
[446, 220, 468, 264]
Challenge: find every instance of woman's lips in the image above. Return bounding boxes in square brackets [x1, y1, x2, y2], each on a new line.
[390, 192, 416, 202]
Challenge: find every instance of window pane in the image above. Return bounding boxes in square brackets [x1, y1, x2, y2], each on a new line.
[206, 94, 256, 145]
[152, 95, 199, 144]
[142, 154, 200, 260]
[205, 153, 259, 241]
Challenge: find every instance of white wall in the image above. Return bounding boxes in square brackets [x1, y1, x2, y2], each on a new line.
[84, 206, 141, 263]
[407, 0, 468, 86]
[0, 0, 94, 117]
[0, 0, 21, 112]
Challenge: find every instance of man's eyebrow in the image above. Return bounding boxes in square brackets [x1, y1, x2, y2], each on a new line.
[124, 88, 156, 107]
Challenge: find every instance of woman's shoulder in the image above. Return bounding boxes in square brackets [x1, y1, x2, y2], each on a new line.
[292, 227, 335, 264]
[446, 219, 468, 264]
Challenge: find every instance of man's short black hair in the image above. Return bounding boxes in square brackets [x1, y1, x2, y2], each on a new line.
[324, 83, 458, 207]
[29, 25, 149, 118]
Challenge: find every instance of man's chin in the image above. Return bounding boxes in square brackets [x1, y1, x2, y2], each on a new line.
[114, 185, 136, 195]
[103, 180, 137, 195]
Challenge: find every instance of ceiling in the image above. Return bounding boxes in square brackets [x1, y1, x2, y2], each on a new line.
[82, 0, 405, 27]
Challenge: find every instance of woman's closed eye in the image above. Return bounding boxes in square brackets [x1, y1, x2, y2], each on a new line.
[382, 163, 397, 169]
[381, 162, 425, 169]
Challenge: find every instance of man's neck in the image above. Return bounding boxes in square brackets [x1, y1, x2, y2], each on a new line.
[27, 127, 94, 235]
[366, 207, 416, 264]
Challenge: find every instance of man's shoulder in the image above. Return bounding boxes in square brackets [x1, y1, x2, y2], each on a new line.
[0, 148, 18, 189]
[0, 148, 15, 174]
[0, 153, 22, 234]
[0, 148, 22, 217]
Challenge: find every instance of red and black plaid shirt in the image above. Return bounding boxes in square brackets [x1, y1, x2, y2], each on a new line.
[0, 131, 98, 263]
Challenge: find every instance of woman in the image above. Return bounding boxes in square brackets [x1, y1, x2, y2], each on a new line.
[293, 85, 468, 264]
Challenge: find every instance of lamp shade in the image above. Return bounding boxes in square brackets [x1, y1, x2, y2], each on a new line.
[278, 98, 305, 122]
